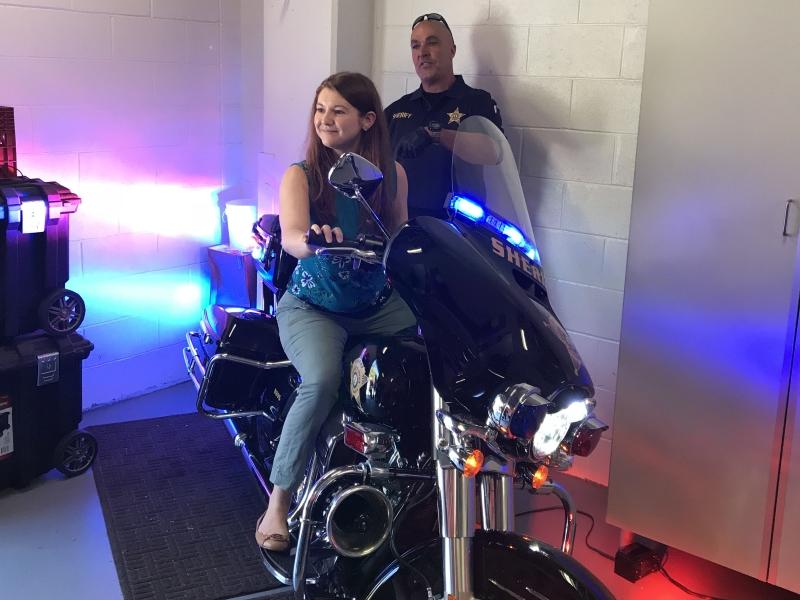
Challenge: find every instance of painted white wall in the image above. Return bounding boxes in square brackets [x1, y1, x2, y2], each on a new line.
[373, 0, 649, 486]
[258, 0, 334, 216]
[0, 0, 247, 409]
[334, 0, 375, 77]
[238, 0, 265, 207]
[257, 0, 376, 216]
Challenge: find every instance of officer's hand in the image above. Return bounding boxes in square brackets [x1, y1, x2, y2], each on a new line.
[395, 127, 432, 159]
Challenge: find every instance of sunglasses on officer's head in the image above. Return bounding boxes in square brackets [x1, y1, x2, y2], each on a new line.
[412, 13, 452, 34]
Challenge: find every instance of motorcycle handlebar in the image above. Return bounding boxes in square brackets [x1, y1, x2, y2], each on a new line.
[305, 230, 383, 249]
[306, 230, 386, 263]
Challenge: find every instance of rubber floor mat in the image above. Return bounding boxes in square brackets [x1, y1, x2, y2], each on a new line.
[89, 412, 282, 600]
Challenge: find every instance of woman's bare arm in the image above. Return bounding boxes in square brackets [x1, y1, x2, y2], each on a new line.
[279, 165, 344, 257]
[278, 165, 314, 259]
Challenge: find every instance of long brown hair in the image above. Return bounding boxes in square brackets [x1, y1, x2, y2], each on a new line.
[304, 72, 397, 233]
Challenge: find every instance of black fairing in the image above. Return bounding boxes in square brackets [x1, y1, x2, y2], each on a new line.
[385, 216, 592, 412]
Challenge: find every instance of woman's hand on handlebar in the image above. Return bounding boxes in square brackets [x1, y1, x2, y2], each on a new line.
[303, 226, 386, 264]
[305, 224, 343, 247]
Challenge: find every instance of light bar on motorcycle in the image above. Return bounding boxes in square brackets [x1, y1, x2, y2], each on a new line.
[501, 223, 524, 246]
[450, 194, 541, 264]
[450, 195, 485, 221]
[494, 216, 540, 264]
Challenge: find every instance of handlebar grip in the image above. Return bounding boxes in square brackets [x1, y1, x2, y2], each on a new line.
[306, 230, 353, 249]
[307, 230, 384, 249]
[306, 229, 330, 247]
[306, 231, 387, 262]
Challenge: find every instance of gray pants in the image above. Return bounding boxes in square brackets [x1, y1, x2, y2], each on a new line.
[270, 290, 416, 492]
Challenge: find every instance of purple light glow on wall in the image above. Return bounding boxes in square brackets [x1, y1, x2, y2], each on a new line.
[623, 296, 788, 397]
[74, 181, 222, 243]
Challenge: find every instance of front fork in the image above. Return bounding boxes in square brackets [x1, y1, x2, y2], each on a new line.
[434, 388, 516, 600]
[480, 472, 514, 532]
[437, 466, 477, 599]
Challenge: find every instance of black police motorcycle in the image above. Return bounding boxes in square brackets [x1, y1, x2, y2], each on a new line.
[184, 116, 613, 600]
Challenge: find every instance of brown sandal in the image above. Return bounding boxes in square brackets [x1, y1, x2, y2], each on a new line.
[255, 511, 290, 552]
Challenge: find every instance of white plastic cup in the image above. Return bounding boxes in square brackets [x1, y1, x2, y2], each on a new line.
[224, 199, 257, 252]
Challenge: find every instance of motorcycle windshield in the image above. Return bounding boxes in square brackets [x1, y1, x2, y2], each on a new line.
[386, 116, 592, 411]
[451, 115, 537, 251]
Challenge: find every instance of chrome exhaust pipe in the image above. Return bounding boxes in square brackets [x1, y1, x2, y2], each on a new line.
[326, 484, 393, 558]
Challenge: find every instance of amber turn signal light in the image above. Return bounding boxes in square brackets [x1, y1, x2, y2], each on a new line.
[531, 464, 549, 489]
[462, 449, 484, 478]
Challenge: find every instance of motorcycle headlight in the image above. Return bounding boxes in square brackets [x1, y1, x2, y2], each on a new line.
[488, 383, 549, 441]
[531, 398, 591, 459]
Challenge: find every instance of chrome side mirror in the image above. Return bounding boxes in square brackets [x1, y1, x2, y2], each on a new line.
[327, 153, 390, 240]
[328, 152, 383, 201]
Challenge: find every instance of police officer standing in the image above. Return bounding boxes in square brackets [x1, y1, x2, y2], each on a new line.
[385, 13, 504, 219]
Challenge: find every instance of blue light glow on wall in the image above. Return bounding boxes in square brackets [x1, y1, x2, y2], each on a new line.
[71, 269, 209, 327]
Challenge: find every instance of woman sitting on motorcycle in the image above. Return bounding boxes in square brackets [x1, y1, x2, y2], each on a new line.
[255, 72, 416, 551]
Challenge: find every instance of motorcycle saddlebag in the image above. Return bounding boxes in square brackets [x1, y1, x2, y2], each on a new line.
[200, 305, 291, 411]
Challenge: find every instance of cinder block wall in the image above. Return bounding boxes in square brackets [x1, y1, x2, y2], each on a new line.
[0, 0, 245, 408]
[374, 0, 649, 485]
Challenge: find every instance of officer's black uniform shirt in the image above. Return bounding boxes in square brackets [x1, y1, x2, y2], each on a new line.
[385, 75, 503, 219]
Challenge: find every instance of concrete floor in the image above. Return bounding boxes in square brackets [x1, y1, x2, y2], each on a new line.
[0, 380, 798, 600]
[0, 382, 196, 600]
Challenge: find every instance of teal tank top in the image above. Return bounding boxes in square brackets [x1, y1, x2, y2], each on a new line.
[287, 163, 390, 314]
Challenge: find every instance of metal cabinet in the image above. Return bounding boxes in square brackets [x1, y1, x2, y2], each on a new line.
[606, 0, 800, 590]
[772, 323, 800, 591]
